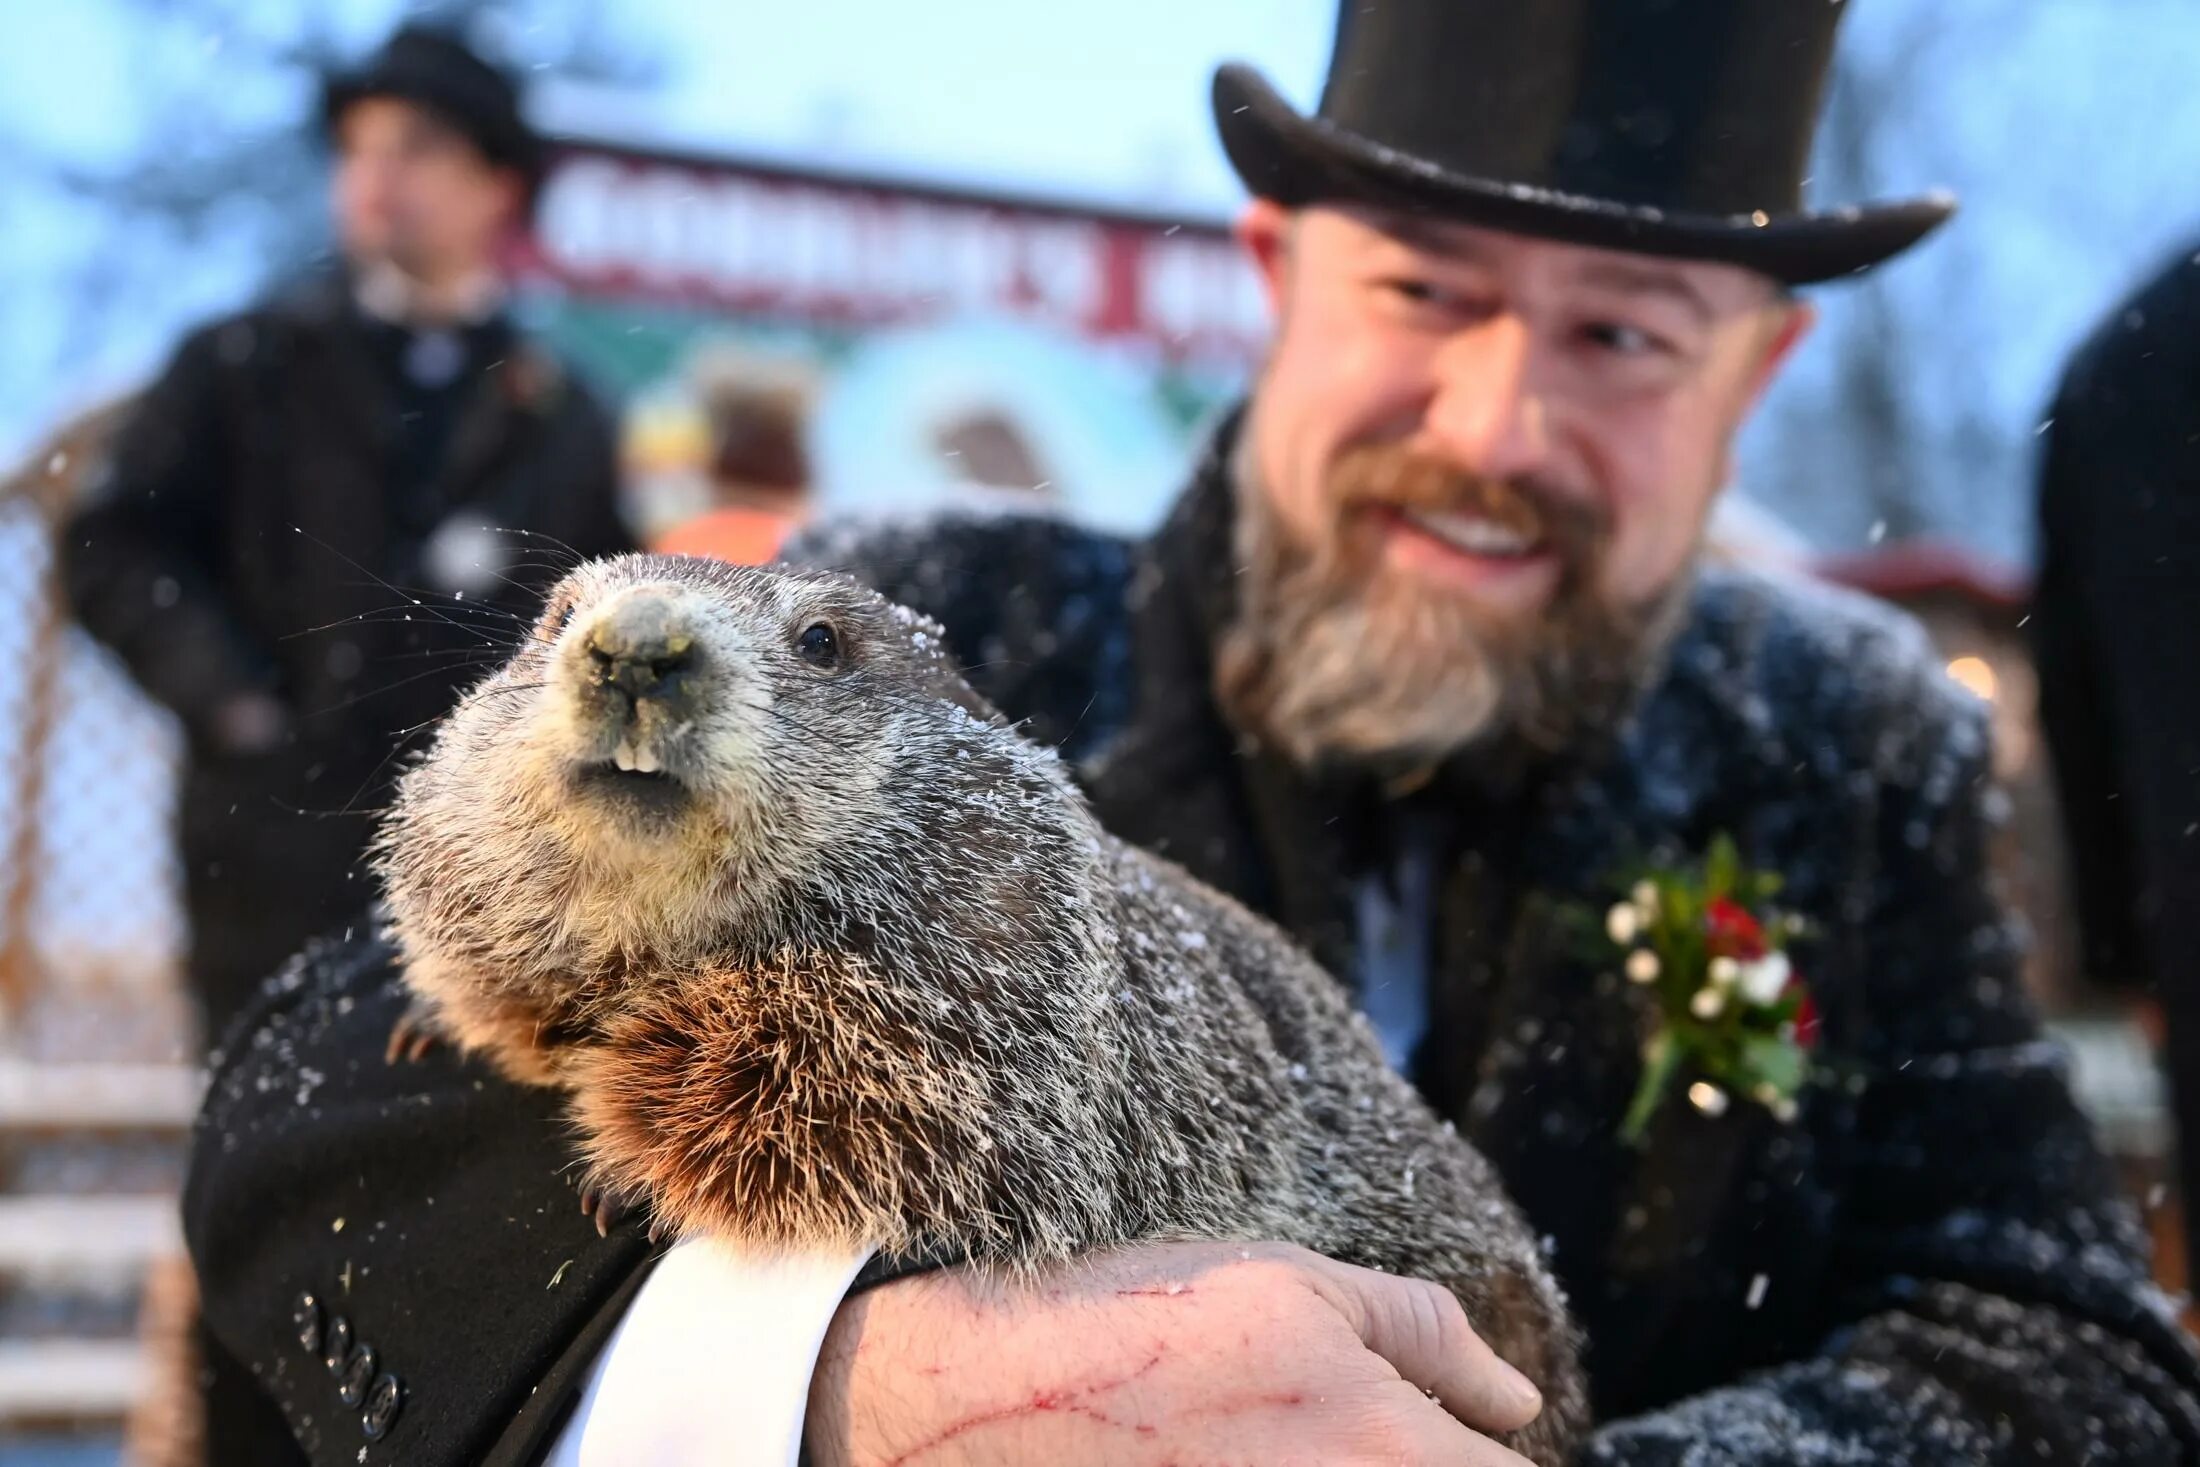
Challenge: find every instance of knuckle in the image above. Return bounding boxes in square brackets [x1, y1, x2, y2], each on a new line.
[1226, 1249, 1318, 1299]
[1385, 1274, 1458, 1355]
[1415, 1279, 1475, 1350]
[1232, 1239, 1316, 1274]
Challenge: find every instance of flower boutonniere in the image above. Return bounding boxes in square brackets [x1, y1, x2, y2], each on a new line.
[1601, 834, 1819, 1146]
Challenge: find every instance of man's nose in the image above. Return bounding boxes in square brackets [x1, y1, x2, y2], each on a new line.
[1423, 316, 1553, 481]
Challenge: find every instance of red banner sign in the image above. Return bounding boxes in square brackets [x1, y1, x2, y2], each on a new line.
[518, 141, 1270, 369]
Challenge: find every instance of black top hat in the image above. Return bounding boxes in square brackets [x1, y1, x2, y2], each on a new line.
[1214, 0, 1954, 284]
[321, 23, 544, 198]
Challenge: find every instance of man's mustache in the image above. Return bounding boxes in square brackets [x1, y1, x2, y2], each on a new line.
[1325, 443, 1610, 557]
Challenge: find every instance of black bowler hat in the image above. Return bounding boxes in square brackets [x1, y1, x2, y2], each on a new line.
[1214, 0, 1954, 284]
[322, 23, 544, 198]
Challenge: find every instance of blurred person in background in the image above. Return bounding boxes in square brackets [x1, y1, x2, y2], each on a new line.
[61, 21, 631, 1045]
[2033, 242, 2200, 1292]
[186, 3, 2200, 1464]
[647, 356, 813, 564]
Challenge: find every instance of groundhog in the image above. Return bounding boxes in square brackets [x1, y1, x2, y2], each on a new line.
[374, 551, 1586, 1461]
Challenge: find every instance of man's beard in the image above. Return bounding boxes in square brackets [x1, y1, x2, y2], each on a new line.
[1214, 440, 1694, 779]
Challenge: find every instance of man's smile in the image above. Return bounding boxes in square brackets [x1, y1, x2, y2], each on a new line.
[1396, 504, 1545, 560]
[1364, 501, 1565, 608]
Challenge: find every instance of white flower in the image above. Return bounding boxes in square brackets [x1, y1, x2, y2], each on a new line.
[1736, 951, 1792, 1007]
[1632, 880, 1661, 915]
[1708, 956, 1740, 987]
[1606, 902, 1640, 945]
[1687, 1081, 1730, 1117]
[1626, 949, 1660, 984]
[1690, 986, 1726, 1020]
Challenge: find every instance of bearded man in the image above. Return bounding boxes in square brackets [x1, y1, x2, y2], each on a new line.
[184, 3, 2200, 1464]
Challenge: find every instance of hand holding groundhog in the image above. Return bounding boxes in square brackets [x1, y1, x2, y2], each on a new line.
[806, 1240, 1550, 1467]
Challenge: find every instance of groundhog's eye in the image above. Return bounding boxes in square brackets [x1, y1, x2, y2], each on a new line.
[796, 621, 843, 670]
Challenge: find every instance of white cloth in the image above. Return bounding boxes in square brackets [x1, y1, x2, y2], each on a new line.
[352, 258, 505, 330]
[544, 1238, 874, 1467]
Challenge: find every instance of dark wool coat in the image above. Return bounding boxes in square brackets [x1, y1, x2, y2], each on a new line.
[2032, 238, 2200, 1300]
[184, 413, 2200, 1465]
[63, 270, 631, 1032]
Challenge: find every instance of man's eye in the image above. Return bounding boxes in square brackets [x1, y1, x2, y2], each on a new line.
[1583, 322, 1667, 357]
[1384, 278, 1453, 308]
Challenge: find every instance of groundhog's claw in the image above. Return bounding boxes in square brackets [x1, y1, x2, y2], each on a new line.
[579, 1178, 654, 1239]
[384, 1001, 442, 1065]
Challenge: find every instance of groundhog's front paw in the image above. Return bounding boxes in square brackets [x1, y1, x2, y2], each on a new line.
[384, 998, 444, 1065]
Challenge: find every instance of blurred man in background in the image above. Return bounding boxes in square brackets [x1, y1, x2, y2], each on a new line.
[63, 21, 630, 1043]
[2033, 243, 2200, 1290]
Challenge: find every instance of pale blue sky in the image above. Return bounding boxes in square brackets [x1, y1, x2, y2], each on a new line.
[0, 0, 1335, 210]
[600, 0, 1335, 216]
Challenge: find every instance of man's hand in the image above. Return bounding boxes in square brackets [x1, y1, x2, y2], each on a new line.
[805, 1240, 1545, 1467]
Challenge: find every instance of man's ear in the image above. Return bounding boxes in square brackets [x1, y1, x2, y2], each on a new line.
[490, 166, 529, 239]
[1741, 297, 1816, 415]
[1234, 199, 1295, 319]
[1711, 299, 1816, 491]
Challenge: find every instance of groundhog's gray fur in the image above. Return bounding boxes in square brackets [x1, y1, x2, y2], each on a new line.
[375, 552, 1586, 1460]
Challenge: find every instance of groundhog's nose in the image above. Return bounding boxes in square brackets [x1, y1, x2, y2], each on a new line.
[583, 595, 694, 705]
[589, 641, 690, 702]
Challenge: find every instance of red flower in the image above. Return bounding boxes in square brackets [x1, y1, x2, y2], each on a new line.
[1789, 981, 1820, 1050]
[1704, 896, 1768, 961]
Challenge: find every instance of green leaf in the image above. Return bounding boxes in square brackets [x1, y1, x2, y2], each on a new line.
[1739, 1033, 1806, 1095]
[1706, 832, 1741, 899]
[1620, 1031, 1682, 1147]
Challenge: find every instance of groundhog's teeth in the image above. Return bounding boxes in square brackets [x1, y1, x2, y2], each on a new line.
[632, 746, 662, 775]
[613, 744, 638, 772]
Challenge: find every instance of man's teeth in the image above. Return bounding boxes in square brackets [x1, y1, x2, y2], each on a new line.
[1401, 508, 1541, 558]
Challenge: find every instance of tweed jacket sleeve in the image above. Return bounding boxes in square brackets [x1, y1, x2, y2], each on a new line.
[1581, 663, 2200, 1465]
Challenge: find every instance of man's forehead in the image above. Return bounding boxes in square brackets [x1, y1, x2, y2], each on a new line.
[1315, 203, 1780, 314]
[335, 94, 466, 150]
